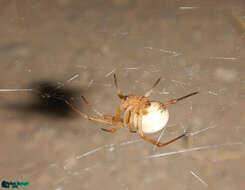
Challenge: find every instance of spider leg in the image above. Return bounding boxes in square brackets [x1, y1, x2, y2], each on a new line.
[113, 74, 126, 99]
[128, 110, 136, 133]
[80, 96, 124, 123]
[109, 104, 125, 125]
[81, 96, 103, 117]
[144, 78, 161, 97]
[137, 111, 186, 147]
[66, 100, 113, 125]
[103, 115, 123, 123]
[123, 107, 130, 125]
[162, 91, 198, 105]
[123, 106, 136, 132]
[100, 104, 129, 133]
[101, 106, 136, 133]
[101, 123, 124, 133]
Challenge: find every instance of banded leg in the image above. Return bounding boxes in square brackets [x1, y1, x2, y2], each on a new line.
[101, 123, 124, 133]
[101, 107, 134, 133]
[113, 74, 126, 99]
[81, 96, 103, 117]
[162, 92, 198, 106]
[128, 111, 136, 133]
[81, 95, 123, 124]
[123, 107, 130, 127]
[144, 78, 161, 97]
[66, 100, 113, 125]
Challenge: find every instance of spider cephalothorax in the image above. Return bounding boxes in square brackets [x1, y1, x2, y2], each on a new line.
[66, 74, 198, 147]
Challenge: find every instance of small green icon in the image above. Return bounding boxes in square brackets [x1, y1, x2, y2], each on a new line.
[1, 180, 29, 188]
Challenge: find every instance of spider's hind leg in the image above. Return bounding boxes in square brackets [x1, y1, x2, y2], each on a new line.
[137, 111, 186, 147]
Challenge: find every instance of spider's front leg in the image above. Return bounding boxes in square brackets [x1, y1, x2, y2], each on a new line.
[128, 110, 137, 133]
[66, 98, 128, 133]
[102, 106, 131, 133]
[81, 96, 123, 123]
[65, 100, 114, 125]
[101, 123, 124, 133]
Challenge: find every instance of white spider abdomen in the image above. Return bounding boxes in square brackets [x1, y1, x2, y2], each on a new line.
[134, 102, 169, 134]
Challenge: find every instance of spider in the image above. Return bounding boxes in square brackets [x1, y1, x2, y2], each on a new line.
[66, 74, 198, 147]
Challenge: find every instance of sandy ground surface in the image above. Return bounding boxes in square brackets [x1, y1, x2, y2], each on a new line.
[0, 0, 245, 190]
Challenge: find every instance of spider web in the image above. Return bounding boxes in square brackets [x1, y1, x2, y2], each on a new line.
[0, 1, 245, 190]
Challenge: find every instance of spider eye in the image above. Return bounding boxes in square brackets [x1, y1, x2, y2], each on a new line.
[145, 102, 151, 107]
[161, 104, 167, 110]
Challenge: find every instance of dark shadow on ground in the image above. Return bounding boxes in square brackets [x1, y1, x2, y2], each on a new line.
[2, 81, 85, 119]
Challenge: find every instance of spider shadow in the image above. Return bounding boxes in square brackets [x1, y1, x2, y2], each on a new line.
[2, 80, 86, 120]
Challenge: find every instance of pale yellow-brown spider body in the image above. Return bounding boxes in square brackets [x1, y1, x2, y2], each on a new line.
[66, 75, 198, 147]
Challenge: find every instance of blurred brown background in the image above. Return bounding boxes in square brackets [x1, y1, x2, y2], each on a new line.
[0, 0, 245, 190]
